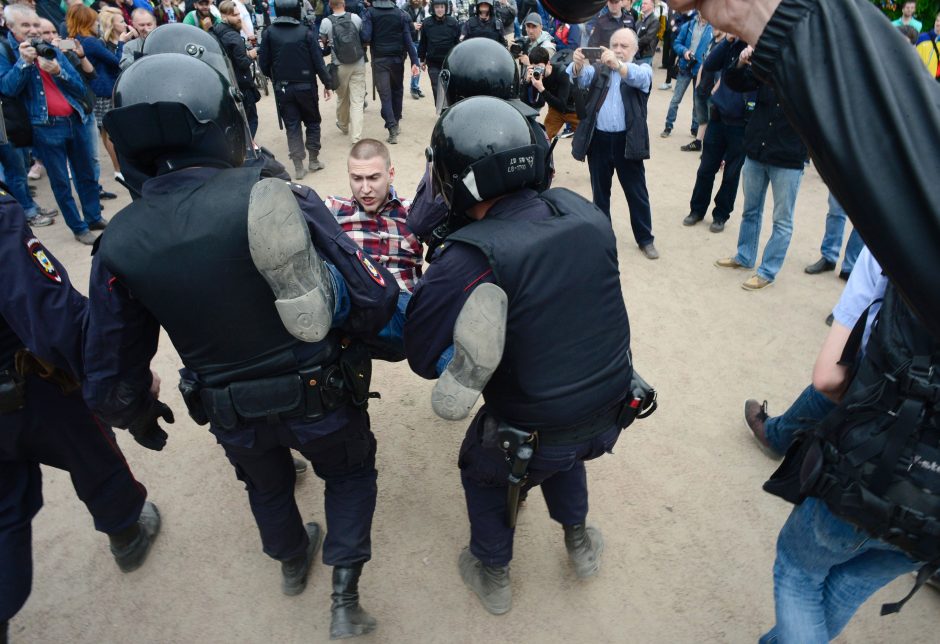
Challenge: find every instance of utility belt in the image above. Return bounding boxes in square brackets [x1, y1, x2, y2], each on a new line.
[0, 350, 84, 414]
[0, 368, 25, 414]
[495, 370, 657, 527]
[179, 343, 376, 431]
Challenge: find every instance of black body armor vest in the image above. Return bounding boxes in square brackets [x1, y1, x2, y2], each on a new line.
[464, 16, 502, 42]
[371, 6, 405, 58]
[448, 188, 632, 433]
[266, 19, 316, 82]
[96, 167, 338, 386]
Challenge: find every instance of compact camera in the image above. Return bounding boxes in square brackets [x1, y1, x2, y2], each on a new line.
[531, 65, 545, 81]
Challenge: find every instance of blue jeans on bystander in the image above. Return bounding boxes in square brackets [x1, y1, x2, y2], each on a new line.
[733, 158, 804, 282]
[819, 192, 864, 275]
[760, 498, 919, 643]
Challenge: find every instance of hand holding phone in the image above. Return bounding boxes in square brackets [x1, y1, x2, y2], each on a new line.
[581, 47, 603, 63]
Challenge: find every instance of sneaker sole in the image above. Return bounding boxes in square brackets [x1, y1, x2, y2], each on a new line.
[432, 283, 507, 421]
[283, 522, 323, 596]
[247, 179, 333, 343]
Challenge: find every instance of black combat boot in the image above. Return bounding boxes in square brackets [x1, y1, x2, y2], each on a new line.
[282, 522, 322, 596]
[563, 524, 604, 579]
[109, 501, 161, 573]
[457, 548, 511, 615]
[330, 565, 377, 639]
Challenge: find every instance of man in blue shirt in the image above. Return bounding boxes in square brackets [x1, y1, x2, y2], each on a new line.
[568, 28, 658, 259]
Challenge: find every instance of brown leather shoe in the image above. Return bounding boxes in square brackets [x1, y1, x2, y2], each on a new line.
[715, 257, 746, 269]
[742, 274, 772, 290]
[744, 399, 782, 458]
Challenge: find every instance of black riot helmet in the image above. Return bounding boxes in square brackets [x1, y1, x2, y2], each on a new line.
[274, 0, 302, 19]
[142, 23, 236, 87]
[439, 38, 519, 109]
[541, 0, 606, 24]
[104, 53, 247, 184]
[428, 96, 543, 223]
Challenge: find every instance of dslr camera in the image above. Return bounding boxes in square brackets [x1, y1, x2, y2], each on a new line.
[508, 42, 523, 59]
[29, 38, 57, 60]
[531, 64, 545, 81]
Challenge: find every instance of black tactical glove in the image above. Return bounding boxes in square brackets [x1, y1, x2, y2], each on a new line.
[127, 400, 175, 451]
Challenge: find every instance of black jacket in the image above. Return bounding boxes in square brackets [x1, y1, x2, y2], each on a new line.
[212, 22, 255, 94]
[635, 12, 660, 59]
[724, 60, 806, 169]
[258, 17, 331, 86]
[521, 66, 572, 114]
[748, 0, 940, 337]
[418, 14, 460, 65]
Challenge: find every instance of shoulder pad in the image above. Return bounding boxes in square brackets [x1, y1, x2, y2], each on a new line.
[0, 185, 18, 206]
[289, 182, 315, 201]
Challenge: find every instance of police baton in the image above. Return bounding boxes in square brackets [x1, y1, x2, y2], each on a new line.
[499, 423, 536, 529]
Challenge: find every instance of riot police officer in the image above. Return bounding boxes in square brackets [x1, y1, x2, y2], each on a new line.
[403, 96, 639, 615]
[84, 53, 398, 639]
[1, 187, 159, 641]
[258, 0, 333, 180]
[459, 0, 506, 44]
[368, 0, 421, 144]
[407, 37, 552, 252]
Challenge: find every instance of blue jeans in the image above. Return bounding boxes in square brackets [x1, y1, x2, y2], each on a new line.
[77, 111, 101, 188]
[0, 142, 37, 216]
[819, 192, 864, 274]
[760, 498, 919, 644]
[664, 69, 698, 132]
[330, 266, 409, 356]
[31, 114, 101, 234]
[733, 158, 804, 282]
[764, 384, 836, 455]
[410, 69, 421, 92]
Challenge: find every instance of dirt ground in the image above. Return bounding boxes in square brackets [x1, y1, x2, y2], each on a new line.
[11, 55, 940, 644]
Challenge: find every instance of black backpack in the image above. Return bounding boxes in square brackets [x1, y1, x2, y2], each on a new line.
[765, 283, 940, 615]
[330, 12, 364, 64]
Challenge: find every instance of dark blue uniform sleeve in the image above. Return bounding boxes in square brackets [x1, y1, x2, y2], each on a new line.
[0, 192, 88, 379]
[82, 254, 160, 428]
[406, 164, 449, 243]
[401, 12, 419, 66]
[404, 243, 495, 379]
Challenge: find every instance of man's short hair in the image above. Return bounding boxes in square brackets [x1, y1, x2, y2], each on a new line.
[218, 0, 237, 15]
[3, 4, 35, 26]
[329, 0, 345, 9]
[528, 46, 550, 65]
[349, 138, 391, 168]
[897, 24, 918, 44]
[131, 7, 154, 22]
[902, 0, 916, 8]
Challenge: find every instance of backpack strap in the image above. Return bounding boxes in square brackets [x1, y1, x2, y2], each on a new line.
[881, 559, 940, 615]
[837, 300, 878, 368]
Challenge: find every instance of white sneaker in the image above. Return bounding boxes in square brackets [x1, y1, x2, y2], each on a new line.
[658, 82, 672, 90]
[27, 162, 43, 180]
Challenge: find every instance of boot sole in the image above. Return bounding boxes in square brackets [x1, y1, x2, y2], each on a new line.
[330, 612, 377, 640]
[113, 501, 161, 573]
[432, 284, 507, 421]
[247, 179, 333, 343]
[283, 522, 323, 596]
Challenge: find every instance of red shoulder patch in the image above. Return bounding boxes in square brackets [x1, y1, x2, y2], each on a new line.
[25, 237, 62, 283]
[356, 249, 386, 287]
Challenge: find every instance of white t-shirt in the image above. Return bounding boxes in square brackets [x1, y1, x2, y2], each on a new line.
[236, 0, 255, 39]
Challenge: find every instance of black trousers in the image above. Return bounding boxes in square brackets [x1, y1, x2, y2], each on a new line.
[276, 82, 321, 162]
[0, 375, 146, 621]
[372, 56, 404, 129]
[586, 129, 655, 247]
[688, 117, 746, 223]
[217, 407, 377, 567]
[427, 63, 443, 108]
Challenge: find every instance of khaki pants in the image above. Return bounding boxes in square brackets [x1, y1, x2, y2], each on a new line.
[543, 106, 580, 140]
[336, 61, 367, 144]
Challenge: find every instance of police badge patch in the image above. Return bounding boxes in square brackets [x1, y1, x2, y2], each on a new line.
[356, 250, 386, 287]
[26, 237, 62, 283]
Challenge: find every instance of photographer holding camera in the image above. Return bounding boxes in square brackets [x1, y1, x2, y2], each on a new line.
[0, 4, 106, 245]
[521, 46, 578, 139]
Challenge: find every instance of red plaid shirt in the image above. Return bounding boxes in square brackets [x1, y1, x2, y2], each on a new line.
[324, 188, 423, 292]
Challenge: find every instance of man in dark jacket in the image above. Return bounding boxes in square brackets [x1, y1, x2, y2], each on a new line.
[588, 0, 635, 47]
[682, 36, 751, 232]
[367, 0, 420, 144]
[634, 0, 659, 65]
[213, 0, 261, 136]
[523, 45, 577, 139]
[714, 42, 807, 290]
[418, 0, 459, 106]
[259, 0, 333, 179]
[569, 28, 658, 260]
[459, 0, 506, 45]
